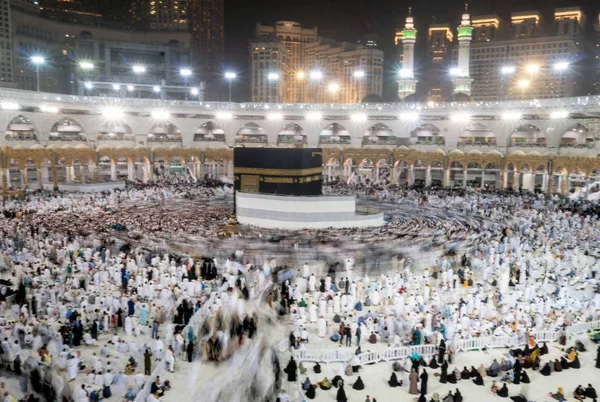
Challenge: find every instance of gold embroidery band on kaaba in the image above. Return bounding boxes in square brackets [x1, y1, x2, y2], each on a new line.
[233, 167, 323, 176]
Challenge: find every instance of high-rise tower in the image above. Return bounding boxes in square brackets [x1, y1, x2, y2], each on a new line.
[397, 7, 417, 100]
[453, 3, 474, 96]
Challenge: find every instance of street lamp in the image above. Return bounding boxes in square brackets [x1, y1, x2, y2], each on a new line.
[353, 70, 365, 103]
[180, 68, 192, 77]
[79, 61, 94, 71]
[31, 55, 45, 92]
[501, 66, 516, 100]
[190, 87, 199, 97]
[554, 62, 569, 71]
[525, 64, 539, 74]
[267, 72, 280, 103]
[518, 79, 530, 100]
[132, 65, 146, 74]
[309, 70, 322, 103]
[225, 71, 236, 102]
[328, 82, 339, 102]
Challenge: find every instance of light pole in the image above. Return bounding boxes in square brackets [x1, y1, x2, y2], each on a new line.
[553, 62, 570, 97]
[132, 65, 146, 98]
[78, 61, 94, 95]
[31, 56, 45, 92]
[267, 72, 280, 103]
[225, 72, 236, 102]
[500, 66, 516, 100]
[399, 68, 410, 103]
[309, 70, 322, 103]
[296, 71, 305, 102]
[353, 70, 364, 103]
[328, 82, 340, 103]
[518, 79, 530, 100]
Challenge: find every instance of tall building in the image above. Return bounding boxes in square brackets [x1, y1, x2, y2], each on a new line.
[452, 5, 474, 97]
[255, 21, 318, 103]
[470, 36, 579, 101]
[250, 37, 287, 103]
[130, 0, 188, 31]
[0, 0, 13, 87]
[188, 0, 224, 98]
[130, 0, 223, 99]
[10, 3, 192, 96]
[396, 8, 417, 100]
[472, 14, 500, 42]
[594, 14, 600, 94]
[427, 24, 453, 101]
[554, 7, 585, 46]
[511, 11, 542, 39]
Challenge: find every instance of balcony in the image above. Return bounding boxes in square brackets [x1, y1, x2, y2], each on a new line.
[193, 134, 226, 142]
[319, 137, 351, 144]
[147, 134, 182, 143]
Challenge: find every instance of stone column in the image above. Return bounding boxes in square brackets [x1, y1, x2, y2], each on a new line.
[481, 170, 485, 188]
[65, 166, 72, 184]
[408, 168, 415, 185]
[80, 165, 86, 184]
[110, 164, 117, 181]
[463, 170, 468, 188]
[542, 173, 548, 193]
[425, 168, 432, 187]
[38, 168, 44, 188]
[566, 176, 571, 194]
[127, 163, 135, 181]
[5, 169, 10, 188]
[502, 170, 508, 190]
[20, 169, 25, 188]
[42, 166, 49, 184]
[443, 169, 450, 187]
[557, 175, 563, 195]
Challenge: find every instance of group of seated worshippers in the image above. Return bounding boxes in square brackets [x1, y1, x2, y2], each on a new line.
[540, 346, 581, 377]
[573, 384, 598, 401]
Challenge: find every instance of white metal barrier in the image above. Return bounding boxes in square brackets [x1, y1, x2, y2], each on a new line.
[279, 321, 600, 366]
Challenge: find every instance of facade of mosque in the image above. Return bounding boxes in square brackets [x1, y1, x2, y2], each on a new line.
[0, 87, 600, 194]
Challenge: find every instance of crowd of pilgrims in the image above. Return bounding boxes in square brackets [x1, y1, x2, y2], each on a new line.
[0, 180, 600, 401]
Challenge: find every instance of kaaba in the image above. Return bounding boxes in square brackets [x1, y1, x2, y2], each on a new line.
[234, 148, 322, 196]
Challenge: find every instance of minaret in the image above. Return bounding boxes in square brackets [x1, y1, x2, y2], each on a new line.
[397, 7, 418, 100]
[452, 3, 474, 96]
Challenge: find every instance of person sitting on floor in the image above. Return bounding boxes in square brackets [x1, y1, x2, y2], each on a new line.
[585, 384, 598, 402]
[497, 383, 509, 398]
[540, 362, 552, 376]
[352, 376, 365, 390]
[550, 387, 566, 402]
[574, 385, 586, 401]
[319, 377, 331, 390]
[388, 372, 400, 387]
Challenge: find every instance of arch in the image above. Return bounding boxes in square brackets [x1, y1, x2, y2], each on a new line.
[450, 161, 464, 169]
[520, 163, 531, 172]
[49, 117, 86, 142]
[560, 123, 594, 148]
[459, 123, 496, 145]
[319, 123, 350, 144]
[394, 160, 409, 168]
[325, 157, 340, 166]
[413, 159, 425, 168]
[467, 162, 482, 169]
[431, 160, 443, 168]
[363, 123, 396, 145]
[410, 123, 444, 145]
[376, 158, 389, 168]
[194, 121, 225, 142]
[359, 158, 374, 168]
[509, 124, 546, 146]
[277, 123, 307, 145]
[343, 158, 354, 167]
[486, 162, 500, 170]
[97, 120, 134, 141]
[236, 122, 267, 144]
[148, 121, 182, 142]
[6, 115, 38, 141]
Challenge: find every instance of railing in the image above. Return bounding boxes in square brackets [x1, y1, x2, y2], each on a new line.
[282, 322, 600, 365]
[4, 87, 600, 113]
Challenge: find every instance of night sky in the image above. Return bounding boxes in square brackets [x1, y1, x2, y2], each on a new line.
[223, 0, 599, 101]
